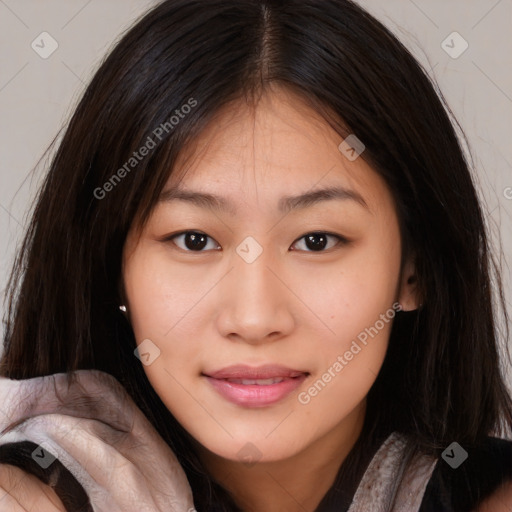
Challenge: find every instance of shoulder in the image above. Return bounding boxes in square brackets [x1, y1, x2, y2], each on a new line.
[420, 436, 512, 512]
[0, 463, 67, 511]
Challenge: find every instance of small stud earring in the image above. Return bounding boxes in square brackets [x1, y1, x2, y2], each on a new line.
[119, 305, 127, 313]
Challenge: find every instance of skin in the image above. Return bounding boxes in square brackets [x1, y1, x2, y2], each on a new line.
[122, 84, 420, 511]
[477, 481, 512, 512]
[0, 464, 66, 511]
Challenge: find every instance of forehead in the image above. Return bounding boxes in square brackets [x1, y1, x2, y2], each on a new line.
[164, 86, 393, 217]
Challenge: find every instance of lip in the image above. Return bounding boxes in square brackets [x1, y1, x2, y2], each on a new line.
[203, 365, 309, 407]
[204, 364, 307, 380]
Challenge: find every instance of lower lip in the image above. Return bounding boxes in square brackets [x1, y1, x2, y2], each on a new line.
[204, 374, 308, 407]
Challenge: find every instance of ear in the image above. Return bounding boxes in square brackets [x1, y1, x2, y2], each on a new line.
[397, 255, 422, 311]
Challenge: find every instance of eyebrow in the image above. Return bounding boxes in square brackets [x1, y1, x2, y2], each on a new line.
[158, 185, 369, 215]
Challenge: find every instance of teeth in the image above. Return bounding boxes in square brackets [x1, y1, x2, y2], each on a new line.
[227, 378, 286, 385]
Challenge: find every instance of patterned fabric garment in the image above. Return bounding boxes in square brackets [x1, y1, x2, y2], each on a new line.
[347, 432, 437, 511]
[0, 370, 511, 511]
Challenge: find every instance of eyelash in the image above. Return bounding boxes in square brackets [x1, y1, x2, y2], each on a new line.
[163, 230, 349, 253]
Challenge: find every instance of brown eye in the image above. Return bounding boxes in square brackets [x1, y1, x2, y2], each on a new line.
[169, 231, 220, 251]
[291, 232, 347, 252]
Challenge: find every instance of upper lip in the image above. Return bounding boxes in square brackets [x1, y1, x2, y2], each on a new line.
[204, 365, 308, 380]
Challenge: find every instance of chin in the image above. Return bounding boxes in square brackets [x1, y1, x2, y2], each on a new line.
[197, 432, 306, 465]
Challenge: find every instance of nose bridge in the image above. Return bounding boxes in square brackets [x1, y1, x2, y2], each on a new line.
[215, 238, 294, 343]
[231, 239, 280, 309]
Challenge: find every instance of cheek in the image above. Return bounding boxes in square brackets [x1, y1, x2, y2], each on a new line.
[295, 234, 401, 401]
[296, 255, 399, 418]
[124, 247, 206, 339]
[123, 249, 206, 424]
[299, 238, 400, 340]
[123, 247, 215, 390]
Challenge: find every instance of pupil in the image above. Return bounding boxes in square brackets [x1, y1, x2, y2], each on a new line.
[305, 233, 327, 251]
[185, 232, 207, 250]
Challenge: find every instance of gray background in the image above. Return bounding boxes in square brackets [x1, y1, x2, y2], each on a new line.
[0, 0, 511, 389]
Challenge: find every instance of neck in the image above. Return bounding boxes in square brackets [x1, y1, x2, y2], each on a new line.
[194, 401, 366, 512]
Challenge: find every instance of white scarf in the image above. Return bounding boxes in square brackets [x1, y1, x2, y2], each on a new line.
[0, 369, 196, 512]
[347, 432, 437, 511]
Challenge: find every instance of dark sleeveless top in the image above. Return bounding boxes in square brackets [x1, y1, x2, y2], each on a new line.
[419, 436, 512, 512]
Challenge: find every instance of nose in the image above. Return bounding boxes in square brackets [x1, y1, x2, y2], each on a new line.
[215, 250, 295, 345]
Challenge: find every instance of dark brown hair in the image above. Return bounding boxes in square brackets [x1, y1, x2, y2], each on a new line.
[2, 0, 511, 510]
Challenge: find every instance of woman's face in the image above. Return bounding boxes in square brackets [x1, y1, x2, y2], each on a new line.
[122, 86, 417, 464]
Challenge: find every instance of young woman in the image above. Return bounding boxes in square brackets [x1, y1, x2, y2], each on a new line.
[1, 0, 511, 510]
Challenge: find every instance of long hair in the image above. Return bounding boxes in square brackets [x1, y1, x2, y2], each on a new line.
[2, 0, 511, 510]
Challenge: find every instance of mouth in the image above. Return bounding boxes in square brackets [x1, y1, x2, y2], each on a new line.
[202, 365, 309, 407]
